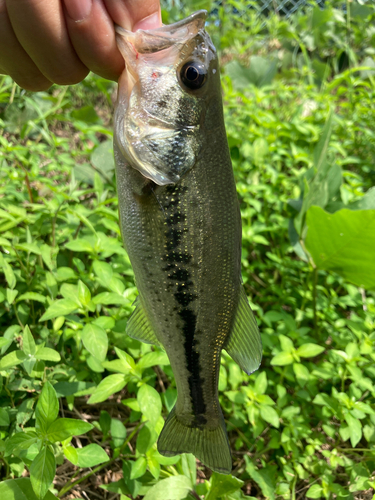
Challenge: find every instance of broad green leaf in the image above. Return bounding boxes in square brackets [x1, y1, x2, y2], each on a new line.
[35, 347, 61, 362]
[78, 280, 91, 306]
[245, 458, 276, 500]
[63, 445, 78, 465]
[0, 478, 58, 500]
[17, 292, 47, 304]
[130, 457, 147, 480]
[76, 443, 109, 468]
[46, 418, 93, 443]
[179, 454, 196, 485]
[345, 414, 362, 447]
[206, 473, 243, 500]
[296, 343, 325, 358]
[0, 408, 10, 426]
[91, 140, 115, 174]
[254, 372, 267, 395]
[35, 381, 59, 433]
[0, 350, 26, 370]
[81, 323, 108, 362]
[293, 363, 310, 386]
[30, 446, 56, 499]
[137, 384, 162, 427]
[136, 422, 158, 454]
[39, 299, 78, 321]
[22, 326, 36, 356]
[110, 418, 127, 448]
[5, 431, 38, 456]
[260, 405, 280, 428]
[305, 207, 375, 289]
[65, 239, 94, 253]
[93, 260, 113, 283]
[115, 348, 136, 370]
[137, 351, 169, 370]
[92, 292, 127, 305]
[306, 484, 324, 498]
[88, 374, 127, 404]
[270, 352, 294, 366]
[143, 475, 192, 500]
[0, 253, 16, 289]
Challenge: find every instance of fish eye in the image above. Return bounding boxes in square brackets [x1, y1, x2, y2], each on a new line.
[180, 61, 207, 90]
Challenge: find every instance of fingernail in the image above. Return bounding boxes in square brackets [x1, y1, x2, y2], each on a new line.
[63, 0, 92, 22]
[133, 12, 161, 32]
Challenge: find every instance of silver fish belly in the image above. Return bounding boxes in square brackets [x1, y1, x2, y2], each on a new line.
[114, 10, 262, 474]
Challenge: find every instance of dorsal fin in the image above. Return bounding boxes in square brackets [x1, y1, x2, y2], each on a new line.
[223, 286, 262, 375]
[126, 297, 163, 348]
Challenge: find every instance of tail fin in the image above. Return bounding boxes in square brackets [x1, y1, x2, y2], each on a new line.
[157, 407, 232, 474]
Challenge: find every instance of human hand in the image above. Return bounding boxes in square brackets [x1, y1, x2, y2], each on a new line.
[0, 0, 161, 91]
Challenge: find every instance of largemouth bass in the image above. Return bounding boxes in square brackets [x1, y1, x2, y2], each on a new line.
[114, 10, 262, 474]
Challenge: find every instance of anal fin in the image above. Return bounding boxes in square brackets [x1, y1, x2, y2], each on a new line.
[126, 297, 163, 349]
[224, 286, 262, 375]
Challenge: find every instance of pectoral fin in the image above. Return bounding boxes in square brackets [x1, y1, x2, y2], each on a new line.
[126, 297, 163, 348]
[223, 287, 262, 375]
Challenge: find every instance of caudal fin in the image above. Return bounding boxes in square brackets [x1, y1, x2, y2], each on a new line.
[157, 407, 232, 474]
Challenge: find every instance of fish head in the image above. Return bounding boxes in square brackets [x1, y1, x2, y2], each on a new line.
[114, 11, 219, 186]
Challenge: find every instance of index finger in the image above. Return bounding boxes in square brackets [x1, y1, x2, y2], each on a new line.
[63, 0, 161, 81]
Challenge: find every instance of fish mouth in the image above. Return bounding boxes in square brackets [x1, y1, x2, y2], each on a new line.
[115, 10, 207, 56]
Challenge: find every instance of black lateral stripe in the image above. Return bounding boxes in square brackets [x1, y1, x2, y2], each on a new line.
[161, 184, 207, 426]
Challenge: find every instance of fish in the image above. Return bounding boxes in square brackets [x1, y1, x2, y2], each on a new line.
[113, 10, 262, 474]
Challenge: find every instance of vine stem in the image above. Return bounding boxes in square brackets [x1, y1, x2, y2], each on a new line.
[57, 422, 143, 498]
[312, 267, 318, 334]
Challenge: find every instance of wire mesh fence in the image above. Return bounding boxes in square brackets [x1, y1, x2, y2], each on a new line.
[255, 0, 325, 17]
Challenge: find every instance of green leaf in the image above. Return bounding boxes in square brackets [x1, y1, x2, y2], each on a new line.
[17, 292, 47, 304]
[63, 445, 78, 465]
[270, 352, 294, 366]
[305, 207, 375, 289]
[81, 323, 108, 362]
[137, 351, 169, 370]
[0, 478, 58, 500]
[78, 280, 91, 307]
[206, 473, 244, 500]
[5, 431, 38, 456]
[93, 260, 113, 283]
[35, 382, 59, 434]
[313, 110, 333, 176]
[306, 484, 323, 498]
[39, 299, 78, 321]
[92, 292, 127, 305]
[91, 140, 115, 174]
[293, 363, 310, 387]
[296, 343, 325, 358]
[143, 475, 192, 500]
[345, 413, 362, 447]
[76, 443, 109, 468]
[46, 418, 93, 443]
[88, 374, 127, 404]
[65, 239, 94, 253]
[0, 253, 16, 289]
[30, 446, 56, 499]
[130, 456, 147, 480]
[110, 418, 127, 448]
[0, 407, 10, 426]
[0, 350, 26, 370]
[137, 384, 162, 427]
[245, 458, 276, 500]
[35, 347, 61, 362]
[22, 326, 36, 356]
[260, 405, 280, 428]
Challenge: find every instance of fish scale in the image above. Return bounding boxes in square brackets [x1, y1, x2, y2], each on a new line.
[114, 10, 262, 473]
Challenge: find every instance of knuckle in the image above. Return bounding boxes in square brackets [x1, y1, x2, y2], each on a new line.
[48, 66, 89, 86]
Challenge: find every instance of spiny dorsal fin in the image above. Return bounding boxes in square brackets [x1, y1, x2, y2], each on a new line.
[126, 297, 163, 348]
[223, 286, 262, 375]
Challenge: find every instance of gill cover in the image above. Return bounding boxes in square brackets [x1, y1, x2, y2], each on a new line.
[114, 10, 216, 185]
